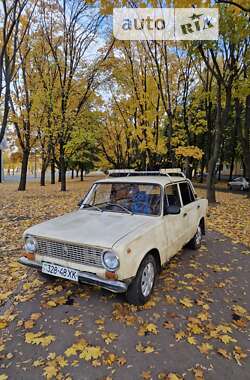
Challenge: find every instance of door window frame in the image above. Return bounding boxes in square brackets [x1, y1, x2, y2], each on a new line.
[164, 183, 183, 211]
[177, 180, 196, 207]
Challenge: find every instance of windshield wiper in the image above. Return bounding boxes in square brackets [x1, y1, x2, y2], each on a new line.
[100, 202, 133, 215]
[81, 203, 103, 212]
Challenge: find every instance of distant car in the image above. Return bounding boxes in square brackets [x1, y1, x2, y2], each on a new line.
[19, 170, 208, 305]
[228, 177, 250, 191]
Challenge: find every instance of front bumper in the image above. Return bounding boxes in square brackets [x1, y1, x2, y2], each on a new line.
[18, 256, 128, 294]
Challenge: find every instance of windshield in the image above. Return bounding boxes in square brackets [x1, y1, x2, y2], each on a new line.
[82, 182, 162, 216]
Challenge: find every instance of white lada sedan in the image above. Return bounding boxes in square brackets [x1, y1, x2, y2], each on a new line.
[19, 172, 208, 305]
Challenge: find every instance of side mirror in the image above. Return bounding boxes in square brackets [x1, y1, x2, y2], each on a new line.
[164, 205, 181, 215]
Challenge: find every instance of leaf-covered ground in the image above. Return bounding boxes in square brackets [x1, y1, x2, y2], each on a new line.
[0, 178, 249, 380]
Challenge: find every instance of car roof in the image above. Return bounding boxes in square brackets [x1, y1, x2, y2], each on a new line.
[95, 176, 187, 186]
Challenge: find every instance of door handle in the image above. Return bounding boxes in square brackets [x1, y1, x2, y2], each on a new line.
[183, 212, 187, 217]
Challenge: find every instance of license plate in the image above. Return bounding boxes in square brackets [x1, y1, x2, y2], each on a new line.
[42, 262, 78, 282]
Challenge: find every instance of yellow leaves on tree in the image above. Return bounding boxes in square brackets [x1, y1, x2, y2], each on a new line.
[175, 146, 204, 160]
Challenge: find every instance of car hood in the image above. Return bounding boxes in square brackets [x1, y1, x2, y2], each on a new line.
[24, 210, 155, 248]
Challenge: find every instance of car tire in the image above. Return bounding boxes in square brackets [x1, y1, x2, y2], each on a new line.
[126, 254, 157, 305]
[187, 225, 202, 250]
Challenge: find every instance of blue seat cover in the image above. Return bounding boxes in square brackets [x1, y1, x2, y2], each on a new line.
[132, 191, 151, 214]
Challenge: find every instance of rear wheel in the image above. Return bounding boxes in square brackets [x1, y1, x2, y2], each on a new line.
[126, 254, 157, 305]
[187, 225, 202, 250]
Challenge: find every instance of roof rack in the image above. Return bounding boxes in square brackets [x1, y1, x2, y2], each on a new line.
[108, 168, 186, 179]
[108, 169, 135, 177]
[128, 171, 165, 177]
[160, 168, 186, 178]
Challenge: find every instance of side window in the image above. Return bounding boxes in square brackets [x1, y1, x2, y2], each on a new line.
[164, 184, 181, 207]
[179, 182, 195, 206]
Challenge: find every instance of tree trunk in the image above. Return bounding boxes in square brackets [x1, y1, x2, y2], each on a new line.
[51, 161, 55, 184]
[199, 159, 205, 183]
[60, 143, 66, 191]
[18, 150, 29, 191]
[71, 169, 74, 179]
[0, 149, 2, 183]
[58, 167, 61, 183]
[80, 167, 84, 181]
[207, 83, 222, 203]
[244, 153, 250, 179]
[242, 160, 246, 177]
[228, 98, 239, 181]
[61, 167, 66, 191]
[242, 95, 250, 179]
[207, 83, 232, 202]
[229, 155, 235, 181]
[76, 169, 79, 178]
[186, 157, 193, 179]
[40, 165, 46, 186]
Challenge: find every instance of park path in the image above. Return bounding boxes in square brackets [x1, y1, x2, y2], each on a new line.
[0, 231, 250, 380]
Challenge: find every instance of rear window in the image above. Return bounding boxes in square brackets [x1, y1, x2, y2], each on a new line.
[179, 182, 195, 206]
[165, 184, 181, 207]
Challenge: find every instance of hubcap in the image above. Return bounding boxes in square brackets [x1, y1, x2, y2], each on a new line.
[195, 226, 202, 246]
[141, 262, 155, 297]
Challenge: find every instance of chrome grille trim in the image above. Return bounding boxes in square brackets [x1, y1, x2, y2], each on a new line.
[36, 238, 104, 268]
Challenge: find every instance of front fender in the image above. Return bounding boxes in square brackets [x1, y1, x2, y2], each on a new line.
[113, 220, 166, 281]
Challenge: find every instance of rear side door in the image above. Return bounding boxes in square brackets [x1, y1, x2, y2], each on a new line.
[163, 184, 184, 260]
[178, 181, 199, 243]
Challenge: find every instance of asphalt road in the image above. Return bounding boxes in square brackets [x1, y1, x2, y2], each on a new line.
[1, 231, 250, 380]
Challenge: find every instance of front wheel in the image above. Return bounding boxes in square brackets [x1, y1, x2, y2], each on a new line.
[126, 254, 157, 305]
[187, 225, 202, 250]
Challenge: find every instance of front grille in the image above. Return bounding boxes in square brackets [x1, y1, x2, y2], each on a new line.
[36, 238, 104, 268]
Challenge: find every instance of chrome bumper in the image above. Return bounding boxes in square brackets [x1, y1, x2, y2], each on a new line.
[18, 256, 128, 294]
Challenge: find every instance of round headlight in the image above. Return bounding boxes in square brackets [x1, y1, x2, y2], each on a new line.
[102, 251, 120, 271]
[24, 236, 37, 253]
